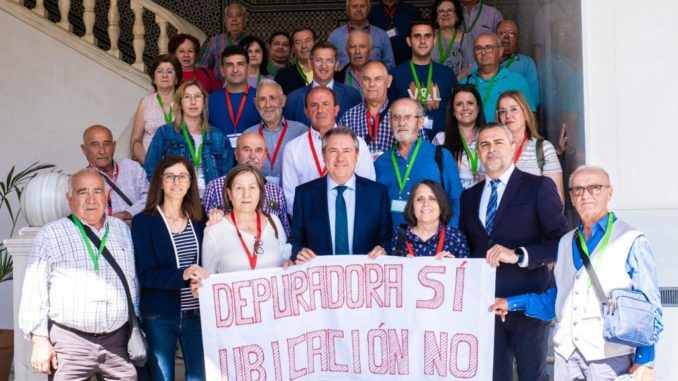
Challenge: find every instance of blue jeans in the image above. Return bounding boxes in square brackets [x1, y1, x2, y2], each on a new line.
[143, 309, 205, 381]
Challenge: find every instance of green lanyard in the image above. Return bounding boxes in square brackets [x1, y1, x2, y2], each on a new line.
[257, 72, 262, 86]
[578, 212, 614, 289]
[72, 215, 109, 271]
[347, 70, 362, 96]
[459, 131, 479, 176]
[475, 71, 498, 108]
[267, 60, 276, 76]
[181, 122, 204, 168]
[436, 29, 458, 64]
[296, 62, 310, 85]
[227, 34, 233, 46]
[502, 53, 517, 69]
[463, 2, 483, 33]
[156, 93, 173, 124]
[390, 138, 422, 197]
[409, 61, 433, 108]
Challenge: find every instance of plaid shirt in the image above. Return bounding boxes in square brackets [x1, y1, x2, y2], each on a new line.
[19, 217, 139, 337]
[199, 33, 240, 83]
[93, 159, 149, 216]
[339, 100, 395, 156]
[202, 175, 291, 236]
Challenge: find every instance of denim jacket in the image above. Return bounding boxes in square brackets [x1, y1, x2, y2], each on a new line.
[144, 123, 234, 182]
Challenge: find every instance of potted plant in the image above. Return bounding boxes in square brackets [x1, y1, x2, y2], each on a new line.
[0, 162, 55, 381]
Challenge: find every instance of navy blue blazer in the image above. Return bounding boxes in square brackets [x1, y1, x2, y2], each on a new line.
[289, 175, 392, 259]
[283, 83, 362, 126]
[459, 169, 568, 298]
[131, 211, 204, 318]
[275, 65, 307, 95]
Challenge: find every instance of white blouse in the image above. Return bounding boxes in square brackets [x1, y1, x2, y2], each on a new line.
[202, 213, 290, 273]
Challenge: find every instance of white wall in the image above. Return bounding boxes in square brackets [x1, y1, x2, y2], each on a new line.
[0, 9, 151, 238]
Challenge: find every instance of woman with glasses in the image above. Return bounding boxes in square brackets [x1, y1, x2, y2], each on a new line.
[202, 165, 290, 273]
[131, 54, 182, 164]
[144, 80, 234, 197]
[391, 180, 469, 258]
[496, 90, 565, 202]
[431, 0, 474, 79]
[239, 36, 273, 89]
[132, 155, 208, 381]
[432, 84, 486, 189]
[168, 34, 222, 94]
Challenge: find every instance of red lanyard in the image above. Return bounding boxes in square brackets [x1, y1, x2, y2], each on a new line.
[383, 4, 398, 18]
[405, 226, 445, 257]
[308, 130, 327, 176]
[230, 212, 262, 270]
[259, 120, 288, 169]
[513, 132, 529, 164]
[225, 86, 249, 133]
[366, 109, 380, 141]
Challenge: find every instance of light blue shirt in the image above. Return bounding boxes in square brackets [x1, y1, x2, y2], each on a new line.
[327, 175, 357, 255]
[507, 213, 664, 366]
[327, 23, 396, 70]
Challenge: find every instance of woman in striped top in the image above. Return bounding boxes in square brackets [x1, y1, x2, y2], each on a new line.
[132, 156, 208, 381]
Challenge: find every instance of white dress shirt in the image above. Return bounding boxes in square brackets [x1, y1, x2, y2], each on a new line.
[281, 126, 376, 213]
[327, 175, 356, 255]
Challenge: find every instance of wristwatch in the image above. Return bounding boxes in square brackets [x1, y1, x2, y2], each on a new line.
[514, 248, 525, 265]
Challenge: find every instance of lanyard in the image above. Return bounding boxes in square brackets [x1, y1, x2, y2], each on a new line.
[259, 120, 288, 168]
[409, 61, 433, 107]
[181, 122, 204, 168]
[231, 212, 262, 270]
[502, 53, 517, 69]
[256, 72, 262, 86]
[267, 59, 276, 76]
[347, 70, 363, 96]
[227, 34, 233, 46]
[436, 29, 458, 64]
[296, 62, 310, 85]
[406, 226, 445, 257]
[225, 87, 249, 133]
[308, 130, 326, 176]
[459, 132, 479, 176]
[390, 138, 422, 197]
[366, 108, 380, 142]
[512, 132, 528, 164]
[577, 213, 614, 289]
[72, 215, 110, 271]
[106, 162, 120, 216]
[463, 2, 483, 33]
[475, 71, 498, 108]
[383, 4, 398, 18]
[156, 93, 173, 124]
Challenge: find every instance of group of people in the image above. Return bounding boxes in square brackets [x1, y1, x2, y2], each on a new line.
[17, 1, 662, 381]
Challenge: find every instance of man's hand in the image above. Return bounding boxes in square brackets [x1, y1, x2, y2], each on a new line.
[367, 245, 387, 259]
[31, 335, 57, 375]
[629, 363, 655, 381]
[486, 244, 519, 267]
[295, 248, 317, 264]
[111, 211, 133, 225]
[488, 297, 509, 322]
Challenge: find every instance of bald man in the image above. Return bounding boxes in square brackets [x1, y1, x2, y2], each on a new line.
[80, 125, 149, 225]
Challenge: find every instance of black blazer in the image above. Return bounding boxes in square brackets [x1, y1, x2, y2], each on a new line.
[275, 65, 307, 95]
[459, 169, 568, 297]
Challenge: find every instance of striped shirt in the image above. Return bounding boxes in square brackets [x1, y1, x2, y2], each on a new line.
[516, 138, 562, 176]
[19, 217, 139, 338]
[172, 222, 199, 311]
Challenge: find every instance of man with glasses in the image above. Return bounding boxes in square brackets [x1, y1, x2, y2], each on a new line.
[462, 32, 534, 122]
[459, 124, 568, 381]
[489, 165, 663, 381]
[496, 20, 540, 108]
[275, 27, 316, 95]
[200, 2, 248, 83]
[283, 41, 362, 126]
[388, 20, 457, 140]
[374, 98, 462, 228]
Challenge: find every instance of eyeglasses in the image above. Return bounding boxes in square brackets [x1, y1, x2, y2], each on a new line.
[162, 173, 191, 183]
[312, 58, 336, 65]
[497, 30, 517, 37]
[390, 114, 422, 123]
[438, 8, 456, 15]
[569, 184, 610, 197]
[182, 94, 204, 102]
[154, 69, 176, 76]
[473, 45, 500, 54]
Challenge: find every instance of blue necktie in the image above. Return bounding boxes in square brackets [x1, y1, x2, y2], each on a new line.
[485, 179, 501, 234]
[335, 185, 349, 255]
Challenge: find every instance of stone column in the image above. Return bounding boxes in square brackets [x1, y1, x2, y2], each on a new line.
[5, 227, 46, 381]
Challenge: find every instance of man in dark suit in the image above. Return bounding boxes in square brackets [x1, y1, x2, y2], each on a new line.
[290, 127, 391, 261]
[459, 124, 568, 381]
[275, 27, 316, 95]
[284, 41, 362, 126]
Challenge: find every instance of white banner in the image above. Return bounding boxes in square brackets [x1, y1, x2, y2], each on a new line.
[199, 256, 496, 381]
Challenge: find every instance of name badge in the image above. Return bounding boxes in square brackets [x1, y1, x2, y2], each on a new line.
[423, 116, 434, 130]
[391, 199, 407, 212]
[197, 168, 206, 192]
[227, 133, 242, 149]
[265, 176, 281, 186]
[386, 28, 398, 38]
